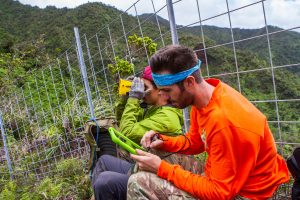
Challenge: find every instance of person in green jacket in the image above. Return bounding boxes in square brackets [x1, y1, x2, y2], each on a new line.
[92, 66, 185, 200]
[116, 66, 183, 144]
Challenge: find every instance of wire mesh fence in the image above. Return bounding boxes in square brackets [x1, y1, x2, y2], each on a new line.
[0, 0, 299, 199]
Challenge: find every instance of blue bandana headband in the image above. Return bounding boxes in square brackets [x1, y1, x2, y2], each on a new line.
[152, 60, 201, 86]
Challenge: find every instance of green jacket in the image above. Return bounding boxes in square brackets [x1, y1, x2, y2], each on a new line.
[115, 97, 183, 144]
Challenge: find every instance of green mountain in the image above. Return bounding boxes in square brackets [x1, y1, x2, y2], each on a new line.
[0, 0, 138, 53]
[1, 0, 299, 73]
[140, 13, 300, 74]
[186, 25, 300, 74]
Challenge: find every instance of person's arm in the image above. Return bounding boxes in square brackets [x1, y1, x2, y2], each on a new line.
[119, 98, 143, 142]
[158, 107, 205, 155]
[115, 96, 129, 123]
[159, 132, 204, 155]
[119, 98, 182, 143]
[157, 127, 257, 199]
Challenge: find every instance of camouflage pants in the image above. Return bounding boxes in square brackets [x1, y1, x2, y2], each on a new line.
[127, 171, 196, 200]
[127, 172, 253, 200]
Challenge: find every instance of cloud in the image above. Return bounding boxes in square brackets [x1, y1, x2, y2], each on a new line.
[266, 0, 300, 29]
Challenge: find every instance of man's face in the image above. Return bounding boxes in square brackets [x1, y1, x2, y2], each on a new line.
[158, 82, 193, 109]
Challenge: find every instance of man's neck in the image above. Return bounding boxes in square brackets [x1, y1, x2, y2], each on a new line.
[193, 80, 215, 109]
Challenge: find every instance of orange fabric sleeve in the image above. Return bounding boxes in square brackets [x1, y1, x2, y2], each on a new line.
[159, 107, 205, 155]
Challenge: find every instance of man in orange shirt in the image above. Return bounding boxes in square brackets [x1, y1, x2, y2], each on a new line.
[128, 45, 290, 199]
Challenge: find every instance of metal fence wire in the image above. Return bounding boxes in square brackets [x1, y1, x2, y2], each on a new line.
[0, 0, 299, 199]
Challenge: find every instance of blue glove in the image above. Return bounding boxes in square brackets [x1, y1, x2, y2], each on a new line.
[129, 77, 145, 99]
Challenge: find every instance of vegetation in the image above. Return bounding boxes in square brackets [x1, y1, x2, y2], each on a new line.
[0, 158, 92, 200]
[108, 56, 134, 78]
[128, 34, 157, 58]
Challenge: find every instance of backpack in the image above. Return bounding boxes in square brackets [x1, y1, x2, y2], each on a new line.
[287, 147, 300, 200]
[83, 117, 118, 172]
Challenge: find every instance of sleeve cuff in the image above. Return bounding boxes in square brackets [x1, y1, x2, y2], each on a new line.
[159, 134, 173, 151]
[157, 160, 174, 180]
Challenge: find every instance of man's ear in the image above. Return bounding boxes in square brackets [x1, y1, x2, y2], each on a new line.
[184, 76, 196, 88]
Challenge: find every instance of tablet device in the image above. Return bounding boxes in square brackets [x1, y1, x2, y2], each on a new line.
[108, 127, 144, 154]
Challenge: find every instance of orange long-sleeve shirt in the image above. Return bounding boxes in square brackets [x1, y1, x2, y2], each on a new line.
[158, 78, 289, 200]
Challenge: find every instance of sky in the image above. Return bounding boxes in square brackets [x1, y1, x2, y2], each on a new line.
[17, 0, 300, 31]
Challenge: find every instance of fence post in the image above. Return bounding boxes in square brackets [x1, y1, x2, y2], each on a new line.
[74, 27, 95, 119]
[166, 0, 190, 131]
[0, 112, 14, 180]
[166, 0, 179, 44]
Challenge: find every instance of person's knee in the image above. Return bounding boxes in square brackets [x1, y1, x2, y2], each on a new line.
[92, 155, 112, 184]
[93, 171, 116, 191]
[99, 154, 113, 163]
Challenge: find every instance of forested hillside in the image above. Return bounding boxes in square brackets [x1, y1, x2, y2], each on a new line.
[140, 13, 300, 74]
[2, 0, 300, 66]
[0, 0, 137, 53]
[0, 0, 299, 199]
[186, 25, 300, 74]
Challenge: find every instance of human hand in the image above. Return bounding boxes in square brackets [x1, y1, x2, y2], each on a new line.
[140, 130, 164, 150]
[129, 77, 145, 99]
[130, 149, 162, 173]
